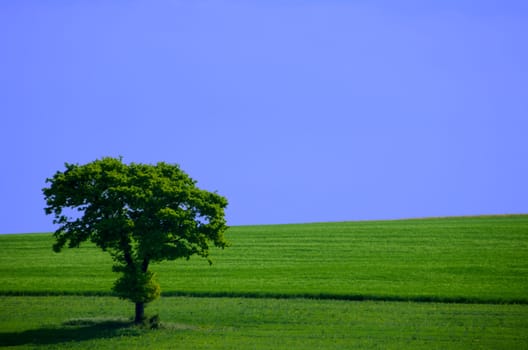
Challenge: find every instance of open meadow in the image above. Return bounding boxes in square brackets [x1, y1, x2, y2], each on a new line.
[1, 215, 527, 349]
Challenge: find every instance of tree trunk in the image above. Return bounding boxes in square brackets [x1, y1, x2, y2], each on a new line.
[135, 302, 145, 324]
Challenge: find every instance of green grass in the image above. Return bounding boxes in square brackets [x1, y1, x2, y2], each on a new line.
[1, 215, 528, 348]
[2, 296, 527, 349]
[1, 215, 527, 303]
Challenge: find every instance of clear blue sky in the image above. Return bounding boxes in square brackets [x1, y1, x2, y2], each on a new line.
[1, 1, 527, 233]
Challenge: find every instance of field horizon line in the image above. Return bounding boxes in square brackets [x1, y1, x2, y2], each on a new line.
[2, 213, 528, 235]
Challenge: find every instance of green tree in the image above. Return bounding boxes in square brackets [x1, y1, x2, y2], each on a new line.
[43, 157, 228, 324]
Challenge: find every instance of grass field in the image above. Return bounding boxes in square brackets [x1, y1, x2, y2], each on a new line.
[2, 296, 527, 349]
[1, 215, 528, 348]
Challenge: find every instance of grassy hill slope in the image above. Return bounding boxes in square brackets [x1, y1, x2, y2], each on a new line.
[1, 215, 527, 303]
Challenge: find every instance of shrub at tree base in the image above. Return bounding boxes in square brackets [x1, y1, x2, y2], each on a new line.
[42, 157, 228, 324]
[113, 266, 160, 304]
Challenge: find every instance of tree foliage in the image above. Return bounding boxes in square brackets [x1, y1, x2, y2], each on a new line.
[43, 157, 228, 322]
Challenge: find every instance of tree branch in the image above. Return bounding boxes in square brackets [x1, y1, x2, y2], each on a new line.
[141, 257, 149, 273]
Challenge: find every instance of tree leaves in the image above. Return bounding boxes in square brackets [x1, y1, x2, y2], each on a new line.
[43, 157, 228, 305]
[113, 266, 160, 304]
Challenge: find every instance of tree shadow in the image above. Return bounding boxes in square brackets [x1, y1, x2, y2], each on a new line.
[0, 318, 138, 347]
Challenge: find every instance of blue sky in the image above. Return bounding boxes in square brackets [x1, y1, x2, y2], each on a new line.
[1, 1, 527, 233]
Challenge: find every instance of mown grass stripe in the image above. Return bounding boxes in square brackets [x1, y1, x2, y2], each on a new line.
[0, 290, 115, 297]
[161, 291, 528, 305]
[2, 290, 527, 305]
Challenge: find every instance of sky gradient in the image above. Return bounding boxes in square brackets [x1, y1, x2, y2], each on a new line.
[1, 1, 527, 233]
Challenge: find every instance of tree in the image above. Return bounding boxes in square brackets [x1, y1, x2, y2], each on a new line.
[43, 157, 228, 324]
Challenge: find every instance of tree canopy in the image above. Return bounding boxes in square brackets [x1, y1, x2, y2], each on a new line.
[43, 157, 228, 323]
